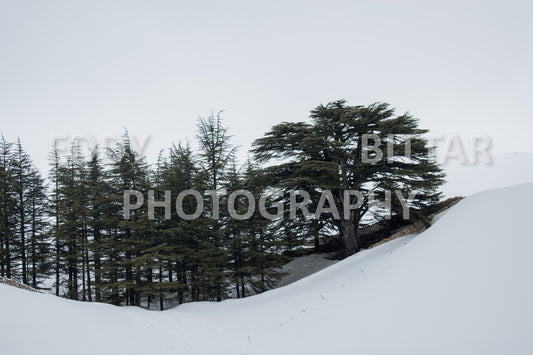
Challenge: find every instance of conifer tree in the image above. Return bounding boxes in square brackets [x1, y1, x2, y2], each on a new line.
[86, 149, 109, 301]
[253, 100, 445, 255]
[48, 143, 63, 296]
[196, 112, 237, 301]
[157, 143, 201, 305]
[26, 168, 50, 289]
[12, 139, 34, 284]
[107, 133, 151, 306]
[55, 144, 88, 299]
[0, 136, 16, 278]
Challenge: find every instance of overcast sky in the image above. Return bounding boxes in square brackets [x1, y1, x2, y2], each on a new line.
[1, 0, 532, 175]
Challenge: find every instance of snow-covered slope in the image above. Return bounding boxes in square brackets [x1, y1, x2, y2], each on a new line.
[442, 152, 533, 197]
[2, 183, 533, 354]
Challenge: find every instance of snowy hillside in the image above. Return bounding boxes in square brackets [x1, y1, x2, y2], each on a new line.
[2, 182, 533, 354]
[442, 152, 533, 197]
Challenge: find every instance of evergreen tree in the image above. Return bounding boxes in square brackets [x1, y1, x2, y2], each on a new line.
[225, 162, 286, 297]
[107, 133, 151, 306]
[157, 143, 201, 305]
[26, 168, 50, 289]
[48, 143, 63, 296]
[0, 136, 16, 278]
[196, 112, 237, 301]
[86, 149, 110, 302]
[12, 139, 34, 284]
[252, 100, 445, 255]
[55, 144, 89, 299]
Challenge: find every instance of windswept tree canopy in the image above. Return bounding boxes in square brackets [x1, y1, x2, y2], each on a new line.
[252, 100, 445, 255]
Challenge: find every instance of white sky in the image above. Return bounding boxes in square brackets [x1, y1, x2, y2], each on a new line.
[1, 0, 532, 175]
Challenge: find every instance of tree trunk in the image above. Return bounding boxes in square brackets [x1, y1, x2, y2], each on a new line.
[335, 189, 361, 256]
[338, 218, 359, 256]
[31, 202, 36, 288]
[19, 198, 26, 285]
[93, 230, 101, 301]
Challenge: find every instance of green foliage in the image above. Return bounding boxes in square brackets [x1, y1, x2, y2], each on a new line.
[0, 101, 445, 307]
[252, 100, 445, 255]
[0, 136, 49, 288]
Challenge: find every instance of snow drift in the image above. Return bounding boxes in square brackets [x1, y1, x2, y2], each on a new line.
[1, 182, 533, 354]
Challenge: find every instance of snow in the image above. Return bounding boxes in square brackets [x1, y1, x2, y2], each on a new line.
[2, 182, 533, 354]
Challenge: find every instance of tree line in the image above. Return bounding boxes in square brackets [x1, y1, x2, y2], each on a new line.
[1, 113, 288, 309]
[0, 100, 445, 309]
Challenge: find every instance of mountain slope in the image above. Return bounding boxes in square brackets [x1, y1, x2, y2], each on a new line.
[2, 183, 533, 354]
